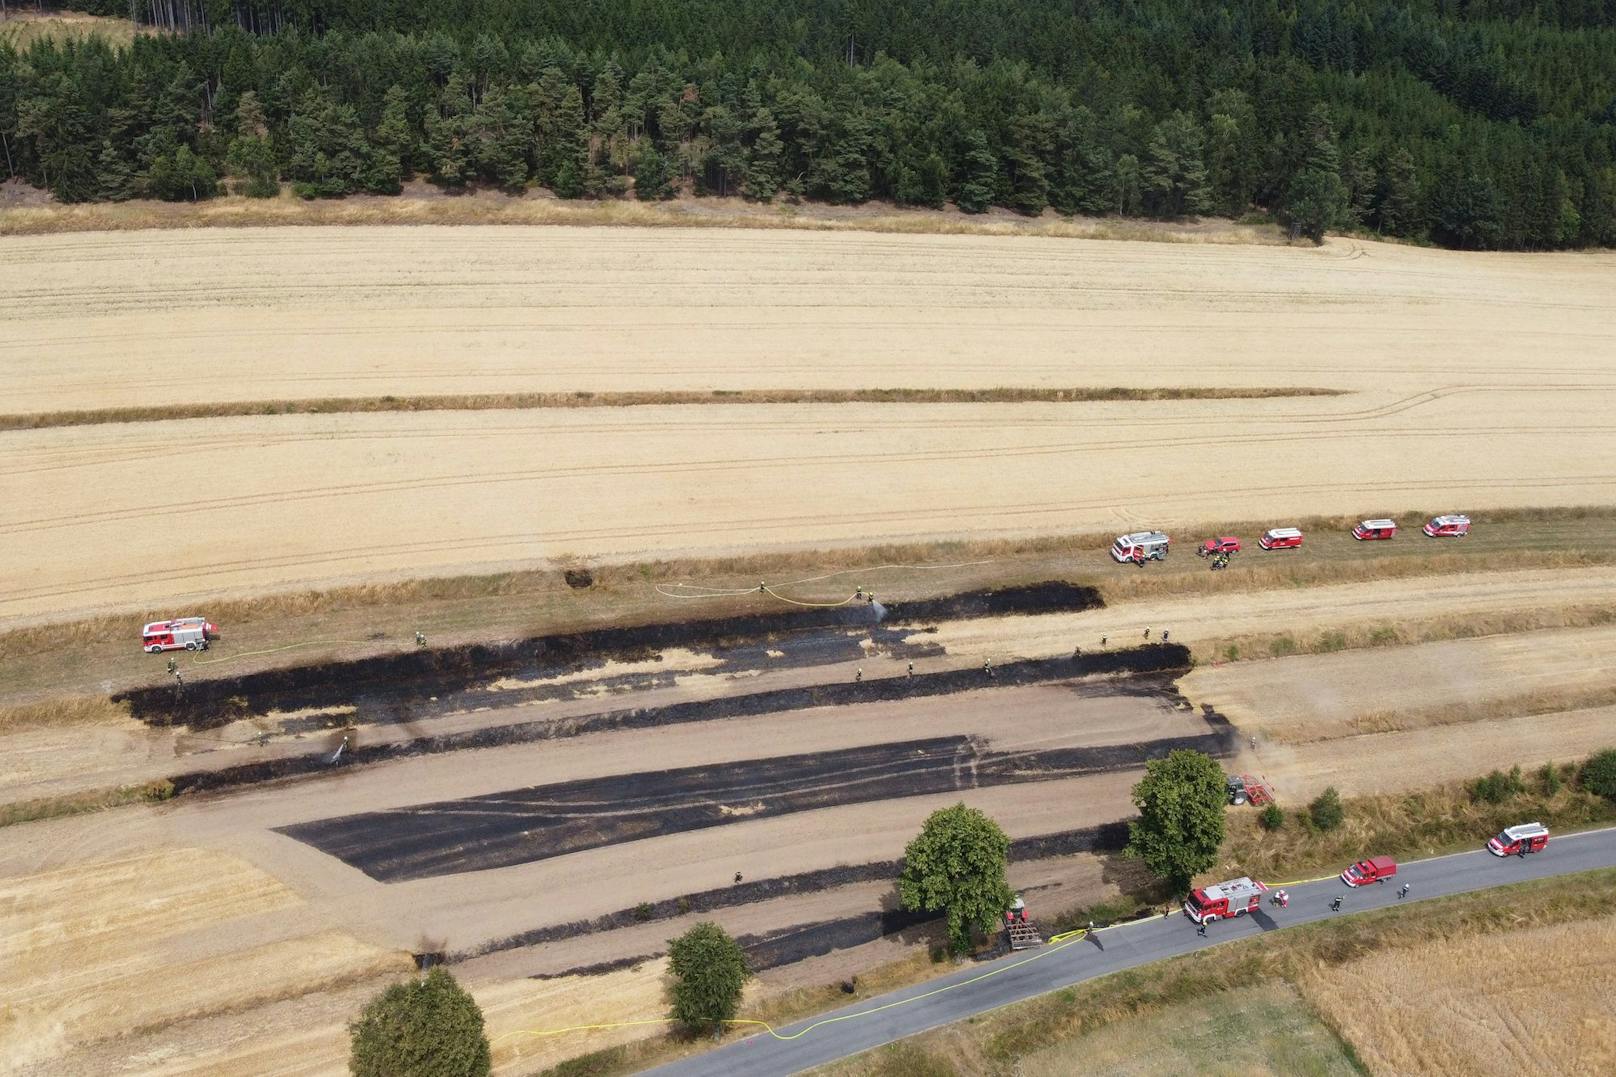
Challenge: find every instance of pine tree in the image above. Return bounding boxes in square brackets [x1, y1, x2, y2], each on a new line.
[633, 143, 674, 200]
[1376, 147, 1420, 236]
[955, 129, 997, 213]
[1142, 112, 1211, 218]
[94, 141, 136, 201]
[744, 108, 783, 200]
[1112, 152, 1143, 216]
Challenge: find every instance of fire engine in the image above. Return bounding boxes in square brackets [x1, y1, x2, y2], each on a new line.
[1341, 855, 1397, 886]
[1424, 514, 1471, 538]
[1198, 536, 1241, 557]
[1184, 876, 1267, 923]
[1110, 531, 1170, 564]
[1258, 527, 1304, 550]
[1352, 519, 1398, 541]
[1487, 822, 1549, 856]
[142, 617, 217, 653]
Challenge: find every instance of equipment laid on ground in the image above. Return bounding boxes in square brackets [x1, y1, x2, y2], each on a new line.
[1488, 822, 1549, 856]
[1352, 519, 1398, 541]
[1258, 527, 1304, 550]
[1110, 531, 1170, 565]
[1424, 514, 1471, 537]
[1184, 876, 1267, 923]
[141, 617, 217, 653]
[1227, 773, 1273, 806]
[1341, 855, 1398, 886]
[1003, 894, 1043, 949]
[1198, 536, 1242, 557]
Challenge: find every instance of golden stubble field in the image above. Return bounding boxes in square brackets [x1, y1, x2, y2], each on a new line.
[3, 227, 1616, 624]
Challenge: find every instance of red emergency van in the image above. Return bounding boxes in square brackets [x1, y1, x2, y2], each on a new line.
[1487, 822, 1549, 856]
[1258, 527, 1304, 550]
[1352, 519, 1398, 541]
[1340, 856, 1397, 886]
[1424, 514, 1471, 538]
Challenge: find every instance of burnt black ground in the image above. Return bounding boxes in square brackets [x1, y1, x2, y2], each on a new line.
[169, 647, 1192, 796]
[116, 581, 1102, 729]
[279, 723, 1227, 883]
[452, 823, 1130, 961]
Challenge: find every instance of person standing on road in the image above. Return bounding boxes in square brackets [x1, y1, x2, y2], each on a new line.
[1144, 627, 1151, 639]
[1162, 630, 1170, 643]
[855, 667, 863, 682]
[1100, 636, 1107, 647]
[907, 662, 914, 677]
[1331, 896, 1343, 912]
[1196, 922, 1207, 937]
[1398, 884, 1410, 899]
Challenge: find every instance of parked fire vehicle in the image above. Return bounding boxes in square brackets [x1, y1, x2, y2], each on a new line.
[1488, 822, 1549, 856]
[141, 617, 216, 653]
[1258, 527, 1304, 550]
[1424, 514, 1471, 538]
[1198, 536, 1242, 557]
[1184, 877, 1267, 923]
[1111, 531, 1170, 564]
[1341, 855, 1397, 886]
[1352, 519, 1398, 541]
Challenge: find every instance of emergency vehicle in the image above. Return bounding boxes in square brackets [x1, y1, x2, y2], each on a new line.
[1258, 527, 1304, 550]
[1424, 514, 1471, 537]
[1487, 822, 1549, 856]
[1352, 519, 1398, 541]
[1198, 536, 1241, 557]
[141, 617, 216, 653]
[1341, 855, 1397, 886]
[1184, 876, 1267, 923]
[1110, 531, 1170, 564]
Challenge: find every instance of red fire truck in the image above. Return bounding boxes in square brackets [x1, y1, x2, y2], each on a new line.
[1424, 514, 1471, 538]
[141, 617, 217, 653]
[1184, 877, 1267, 923]
[1487, 822, 1549, 856]
[1340, 855, 1397, 886]
[1110, 531, 1170, 564]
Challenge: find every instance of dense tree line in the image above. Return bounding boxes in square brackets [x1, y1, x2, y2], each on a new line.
[6, 1, 1616, 248]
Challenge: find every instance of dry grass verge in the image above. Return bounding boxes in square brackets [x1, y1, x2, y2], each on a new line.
[1216, 771, 1616, 884]
[0, 778, 173, 829]
[811, 867, 1616, 1076]
[0, 385, 1343, 432]
[1196, 601, 1616, 666]
[0, 187, 1292, 244]
[0, 695, 131, 736]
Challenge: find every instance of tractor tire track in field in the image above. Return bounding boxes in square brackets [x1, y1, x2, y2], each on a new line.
[279, 728, 1226, 883]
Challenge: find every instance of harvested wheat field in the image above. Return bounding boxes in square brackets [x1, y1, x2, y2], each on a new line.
[4, 227, 1616, 623]
[1181, 626, 1616, 798]
[1301, 913, 1616, 1076]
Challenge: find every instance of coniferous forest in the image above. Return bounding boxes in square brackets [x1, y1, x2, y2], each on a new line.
[3, 1, 1616, 248]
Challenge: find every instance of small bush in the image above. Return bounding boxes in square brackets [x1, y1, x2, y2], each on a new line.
[1540, 763, 1564, 796]
[349, 967, 489, 1077]
[1470, 767, 1526, 805]
[676, 896, 692, 914]
[1259, 803, 1285, 831]
[1223, 644, 1240, 662]
[633, 902, 655, 922]
[1308, 787, 1345, 831]
[1582, 749, 1616, 800]
[1268, 634, 1299, 657]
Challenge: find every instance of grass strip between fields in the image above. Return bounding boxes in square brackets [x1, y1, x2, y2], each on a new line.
[0, 385, 1344, 432]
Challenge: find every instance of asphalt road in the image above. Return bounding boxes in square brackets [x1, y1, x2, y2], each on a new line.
[645, 826, 1616, 1077]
